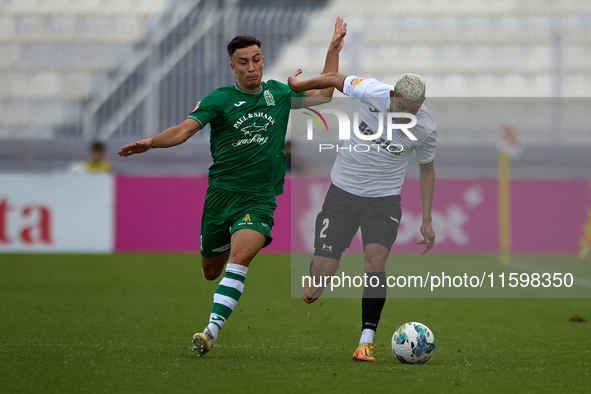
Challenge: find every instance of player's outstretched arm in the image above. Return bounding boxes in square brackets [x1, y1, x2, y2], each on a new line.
[288, 70, 347, 94]
[417, 160, 436, 254]
[301, 16, 347, 105]
[118, 119, 201, 157]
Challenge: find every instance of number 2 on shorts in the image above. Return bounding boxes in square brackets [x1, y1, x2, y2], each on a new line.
[319, 218, 329, 238]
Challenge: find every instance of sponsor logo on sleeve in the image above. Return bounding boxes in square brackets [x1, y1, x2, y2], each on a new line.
[350, 78, 364, 87]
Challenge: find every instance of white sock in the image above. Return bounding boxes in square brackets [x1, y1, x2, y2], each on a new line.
[359, 328, 375, 345]
[207, 322, 220, 339]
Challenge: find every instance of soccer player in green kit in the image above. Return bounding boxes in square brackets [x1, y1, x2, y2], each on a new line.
[118, 17, 347, 356]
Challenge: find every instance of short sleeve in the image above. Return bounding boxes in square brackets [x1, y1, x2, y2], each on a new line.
[416, 130, 437, 164]
[289, 89, 306, 109]
[188, 90, 223, 128]
[271, 80, 305, 109]
[342, 75, 372, 102]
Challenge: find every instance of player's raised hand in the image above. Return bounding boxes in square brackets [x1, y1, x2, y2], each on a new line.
[330, 16, 347, 52]
[416, 222, 436, 255]
[288, 69, 303, 92]
[118, 139, 152, 157]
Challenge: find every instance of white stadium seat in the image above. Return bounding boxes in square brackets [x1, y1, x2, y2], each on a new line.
[0, 100, 79, 127]
[0, 0, 175, 138]
[0, 16, 145, 44]
[1, 0, 590, 140]
[0, 44, 133, 72]
[0, 72, 93, 100]
[0, 0, 169, 16]
[266, 0, 591, 98]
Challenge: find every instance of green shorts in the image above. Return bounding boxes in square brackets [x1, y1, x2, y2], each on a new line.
[200, 186, 277, 258]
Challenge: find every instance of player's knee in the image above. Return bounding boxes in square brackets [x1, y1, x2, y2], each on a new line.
[228, 250, 255, 267]
[312, 257, 340, 276]
[201, 252, 229, 280]
[201, 259, 224, 280]
[365, 254, 387, 272]
[202, 266, 222, 281]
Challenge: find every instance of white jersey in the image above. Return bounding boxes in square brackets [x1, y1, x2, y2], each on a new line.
[330, 75, 437, 197]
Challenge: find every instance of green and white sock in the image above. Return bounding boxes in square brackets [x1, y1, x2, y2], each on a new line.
[206, 263, 248, 341]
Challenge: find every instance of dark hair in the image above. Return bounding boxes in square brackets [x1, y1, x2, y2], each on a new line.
[227, 36, 262, 59]
[91, 141, 105, 153]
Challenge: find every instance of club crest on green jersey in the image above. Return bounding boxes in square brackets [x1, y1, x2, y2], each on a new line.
[264, 90, 275, 106]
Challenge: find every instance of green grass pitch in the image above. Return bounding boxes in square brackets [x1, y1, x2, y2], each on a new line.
[1, 253, 590, 393]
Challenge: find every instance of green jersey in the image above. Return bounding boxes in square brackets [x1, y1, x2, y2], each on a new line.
[189, 80, 305, 196]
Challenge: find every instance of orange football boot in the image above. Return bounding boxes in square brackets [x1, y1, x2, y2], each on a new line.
[303, 281, 325, 304]
[352, 342, 377, 362]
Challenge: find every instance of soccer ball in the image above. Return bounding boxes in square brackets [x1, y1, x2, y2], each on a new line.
[391, 322, 435, 364]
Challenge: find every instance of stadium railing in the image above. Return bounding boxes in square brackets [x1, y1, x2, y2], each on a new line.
[83, 2, 316, 141]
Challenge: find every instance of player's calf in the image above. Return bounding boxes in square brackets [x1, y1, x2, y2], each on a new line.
[363, 243, 389, 272]
[303, 257, 340, 303]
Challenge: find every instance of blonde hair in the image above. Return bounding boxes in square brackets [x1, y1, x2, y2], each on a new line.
[394, 73, 425, 101]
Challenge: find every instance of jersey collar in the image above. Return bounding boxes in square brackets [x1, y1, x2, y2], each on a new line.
[233, 83, 264, 95]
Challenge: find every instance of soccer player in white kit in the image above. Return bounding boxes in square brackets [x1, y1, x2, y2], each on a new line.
[288, 71, 436, 362]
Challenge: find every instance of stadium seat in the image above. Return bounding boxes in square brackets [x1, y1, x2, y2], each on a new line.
[0, 44, 133, 72]
[0, 100, 79, 128]
[0, 0, 169, 16]
[0, 0, 175, 138]
[0, 72, 93, 100]
[266, 0, 591, 98]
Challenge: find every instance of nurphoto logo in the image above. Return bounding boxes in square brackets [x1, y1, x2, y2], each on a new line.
[301, 107, 418, 154]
